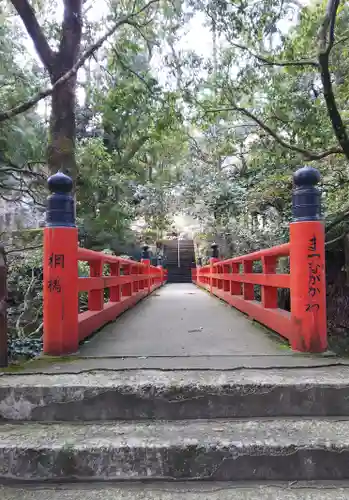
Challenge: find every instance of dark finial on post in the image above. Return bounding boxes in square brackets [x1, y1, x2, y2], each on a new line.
[211, 242, 219, 259]
[141, 245, 150, 259]
[46, 172, 75, 227]
[292, 166, 321, 222]
[197, 257, 202, 267]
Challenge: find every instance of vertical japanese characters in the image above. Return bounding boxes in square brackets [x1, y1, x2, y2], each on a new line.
[306, 235, 321, 312]
[47, 253, 65, 293]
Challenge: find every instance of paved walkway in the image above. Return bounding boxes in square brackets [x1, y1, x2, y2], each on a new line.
[80, 283, 287, 358]
[21, 283, 343, 373]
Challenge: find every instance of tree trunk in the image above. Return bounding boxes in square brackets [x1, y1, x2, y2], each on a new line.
[48, 74, 77, 181]
[0, 245, 7, 367]
[318, 0, 349, 161]
[343, 233, 349, 285]
[47, 0, 82, 183]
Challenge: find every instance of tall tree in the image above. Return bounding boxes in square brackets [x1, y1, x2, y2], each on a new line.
[3, 0, 158, 183]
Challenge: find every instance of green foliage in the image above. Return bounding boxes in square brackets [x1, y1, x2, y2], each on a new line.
[174, 0, 349, 256]
[7, 248, 43, 343]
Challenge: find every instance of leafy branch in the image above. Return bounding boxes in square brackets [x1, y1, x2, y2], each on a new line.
[205, 105, 343, 160]
[10, 0, 55, 72]
[318, 0, 349, 160]
[210, 0, 349, 162]
[229, 40, 319, 69]
[0, 0, 159, 123]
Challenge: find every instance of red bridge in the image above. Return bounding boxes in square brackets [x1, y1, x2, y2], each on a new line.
[42, 166, 327, 357]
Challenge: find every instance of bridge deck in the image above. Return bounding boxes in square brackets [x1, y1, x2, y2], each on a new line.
[77, 283, 289, 363]
[23, 283, 340, 373]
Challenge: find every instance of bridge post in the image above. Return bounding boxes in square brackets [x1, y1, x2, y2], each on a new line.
[157, 255, 164, 285]
[194, 257, 202, 284]
[290, 166, 327, 352]
[43, 173, 78, 355]
[141, 245, 151, 293]
[210, 243, 219, 294]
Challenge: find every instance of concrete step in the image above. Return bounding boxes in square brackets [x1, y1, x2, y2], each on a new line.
[166, 276, 193, 279]
[165, 260, 194, 264]
[164, 245, 194, 249]
[167, 275, 192, 279]
[165, 250, 194, 255]
[166, 270, 193, 273]
[0, 418, 349, 481]
[167, 265, 193, 269]
[166, 267, 193, 271]
[167, 279, 193, 283]
[167, 273, 193, 279]
[167, 276, 193, 280]
[165, 258, 194, 262]
[1, 368, 349, 421]
[167, 273, 192, 278]
[166, 264, 194, 267]
[2, 482, 349, 499]
[167, 262, 194, 266]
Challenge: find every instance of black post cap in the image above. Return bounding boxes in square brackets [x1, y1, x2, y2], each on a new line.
[46, 172, 75, 227]
[48, 172, 73, 194]
[292, 166, 322, 222]
[211, 242, 219, 258]
[141, 245, 150, 259]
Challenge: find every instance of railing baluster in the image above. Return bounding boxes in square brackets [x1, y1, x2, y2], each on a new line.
[243, 261, 254, 300]
[231, 262, 241, 295]
[122, 265, 132, 297]
[223, 264, 230, 292]
[262, 256, 278, 308]
[109, 262, 120, 302]
[218, 264, 223, 290]
[88, 260, 104, 311]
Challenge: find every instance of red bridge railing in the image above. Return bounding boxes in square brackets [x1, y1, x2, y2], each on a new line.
[193, 166, 327, 353]
[43, 174, 167, 356]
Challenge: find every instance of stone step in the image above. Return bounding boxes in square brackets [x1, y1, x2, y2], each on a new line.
[2, 482, 349, 499]
[165, 259, 194, 262]
[0, 418, 349, 481]
[166, 271, 193, 275]
[1, 368, 349, 421]
[167, 279, 193, 283]
[165, 251, 194, 255]
[166, 267, 193, 271]
[167, 276, 192, 280]
[165, 245, 194, 249]
[166, 261, 194, 265]
[166, 264, 194, 268]
[167, 272, 192, 277]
